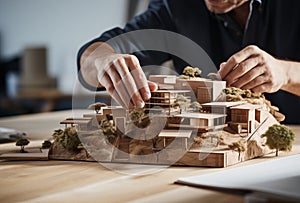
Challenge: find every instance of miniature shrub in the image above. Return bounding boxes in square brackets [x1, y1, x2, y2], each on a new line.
[261, 124, 295, 156]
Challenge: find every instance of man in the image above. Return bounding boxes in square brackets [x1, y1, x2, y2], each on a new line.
[78, 0, 300, 124]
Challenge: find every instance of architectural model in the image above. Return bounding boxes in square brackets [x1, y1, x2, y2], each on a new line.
[47, 68, 291, 167]
[1, 67, 294, 167]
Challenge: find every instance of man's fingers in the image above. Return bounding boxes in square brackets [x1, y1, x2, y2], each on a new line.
[112, 57, 144, 108]
[224, 55, 261, 86]
[125, 55, 151, 102]
[97, 54, 154, 109]
[240, 74, 268, 91]
[103, 55, 146, 109]
[230, 65, 265, 88]
[251, 82, 273, 93]
[100, 73, 128, 108]
[219, 45, 260, 79]
[106, 65, 133, 108]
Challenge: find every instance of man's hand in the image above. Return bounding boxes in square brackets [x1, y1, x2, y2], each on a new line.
[218, 45, 288, 93]
[95, 53, 157, 109]
[80, 42, 157, 109]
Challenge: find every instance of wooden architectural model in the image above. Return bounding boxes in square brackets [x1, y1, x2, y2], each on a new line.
[45, 71, 286, 168]
[1, 68, 290, 167]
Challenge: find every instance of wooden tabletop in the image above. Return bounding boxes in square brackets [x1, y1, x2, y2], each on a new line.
[0, 110, 299, 203]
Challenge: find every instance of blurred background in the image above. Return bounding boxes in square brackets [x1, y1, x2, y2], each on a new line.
[0, 0, 149, 116]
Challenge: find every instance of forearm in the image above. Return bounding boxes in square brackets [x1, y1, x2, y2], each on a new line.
[79, 42, 115, 89]
[281, 60, 300, 96]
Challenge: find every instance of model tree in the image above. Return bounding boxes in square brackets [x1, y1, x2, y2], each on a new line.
[88, 102, 107, 114]
[207, 72, 221, 81]
[261, 124, 295, 156]
[180, 66, 202, 78]
[190, 101, 202, 112]
[228, 140, 246, 160]
[129, 109, 150, 128]
[42, 140, 52, 149]
[16, 138, 30, 153]
[52, 127, 81, 152]
[99, 120, 116, 139]
[174, 95, 191, 113]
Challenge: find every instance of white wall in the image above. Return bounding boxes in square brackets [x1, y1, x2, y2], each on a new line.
[0, 0, 128, 93]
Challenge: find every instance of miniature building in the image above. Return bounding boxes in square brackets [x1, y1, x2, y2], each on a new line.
[149, 75, 177, 90]
[197, 87, 212, 104]
[158, 130, 193, 150]
[146, 90, 191, 115]
[202, 101, 246, 121]
[230, 104, 258, 134]
[83, 106, 127, 131]
[174, 78, 226, 104]
[170, 112, 227, 130]
[254, 106, 269, 123]
[149, 76, 226, 104]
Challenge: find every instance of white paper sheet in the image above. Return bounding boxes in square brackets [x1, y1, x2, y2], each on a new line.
[176, 154, 300, 201]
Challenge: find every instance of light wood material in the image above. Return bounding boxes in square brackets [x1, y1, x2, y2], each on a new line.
[0, 110, 299, 203]
[0, 148, 49, 161]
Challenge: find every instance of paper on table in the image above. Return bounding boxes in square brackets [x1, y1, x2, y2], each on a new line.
[176, 154, 300, 201]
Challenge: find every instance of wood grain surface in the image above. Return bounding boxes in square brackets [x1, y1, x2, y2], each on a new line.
[0, 110, 299, 203]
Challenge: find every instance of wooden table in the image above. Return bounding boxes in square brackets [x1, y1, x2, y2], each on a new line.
[0, 110, 299, 203]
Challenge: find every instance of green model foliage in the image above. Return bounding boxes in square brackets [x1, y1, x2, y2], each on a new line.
[16, 138, 30, 153]
[228, 140, 246, 159]
[42, 140, 52, 149]
[261, 124, 295, 156]
[207, 72, 220, 81]
[174, 95, 191, 113]
[223, 87, 262, 102]
[178, 75, 190, 79]
[220, 87, 280, 114]
[181, 66, 202, 78]
[52, 127, 81, 152]
[228, 140, 246, 153]
[190, 101, 202, 112]
[129, 109, 146, 123]
[129, 109, 151, 128]
[99, 120, 116, 139]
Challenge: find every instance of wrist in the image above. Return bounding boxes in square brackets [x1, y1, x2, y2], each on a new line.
[279, 60, 300, 96]
[280, 60, 290, 87]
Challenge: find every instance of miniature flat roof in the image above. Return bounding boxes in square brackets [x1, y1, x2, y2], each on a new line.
[101, 106, 127, 114]
[149, 75, 177, 78]
[60, 118, 92, 125]
[174, 112, 226, 119]
[177, 78, 209, 81]
[102, 106, 124, 110]
[230, 103, 260, 110]
[152, 90, 191, 93]
[201, 101, 246, 107]
[158, 130, 193, 138]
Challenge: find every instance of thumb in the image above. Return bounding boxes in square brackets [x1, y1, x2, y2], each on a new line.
[148, 81, 158, 92]
[218, 62, 227, 79]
